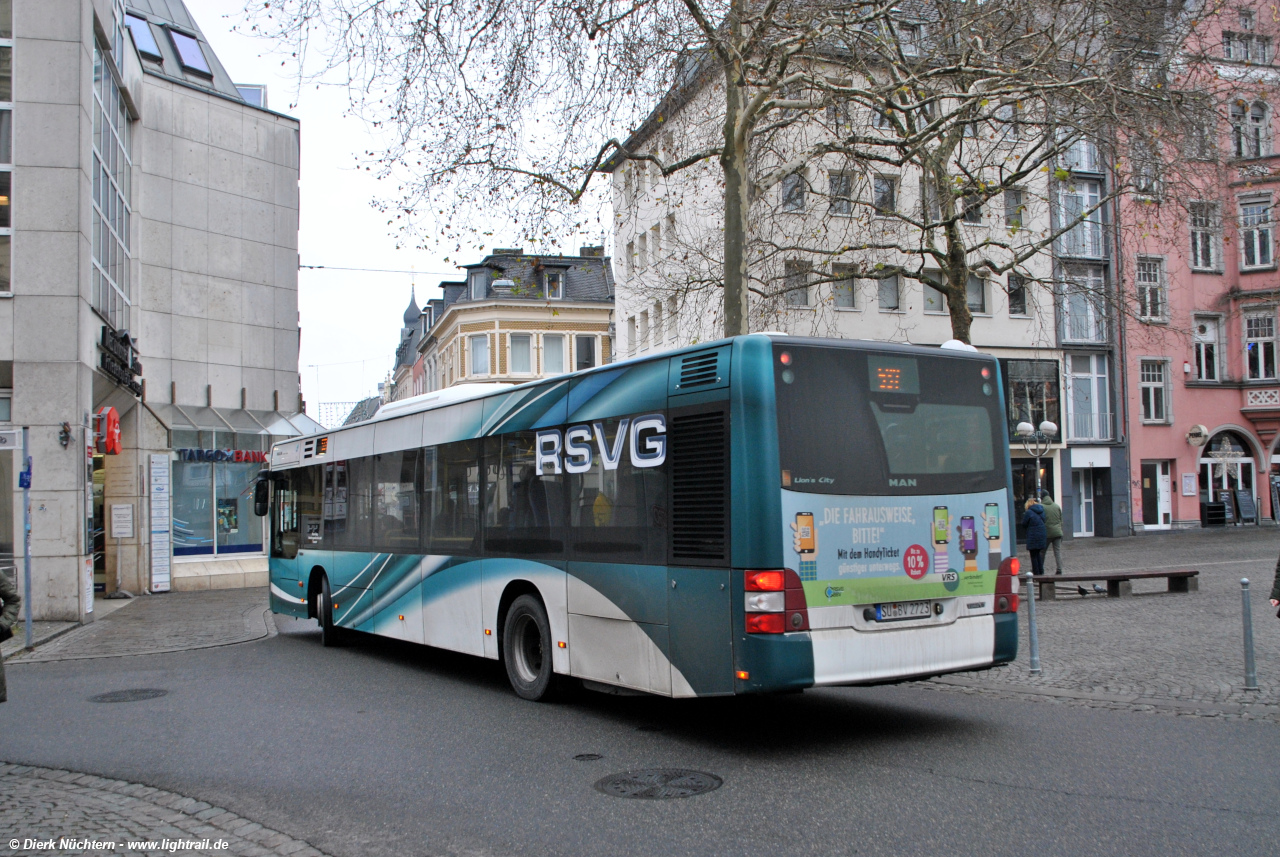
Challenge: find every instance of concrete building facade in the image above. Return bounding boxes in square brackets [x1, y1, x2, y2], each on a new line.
[0, 0, 316, 621]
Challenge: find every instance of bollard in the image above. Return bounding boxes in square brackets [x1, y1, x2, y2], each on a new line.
[1241, 578, 1259, 691]
[1022, 571, 1041, 676]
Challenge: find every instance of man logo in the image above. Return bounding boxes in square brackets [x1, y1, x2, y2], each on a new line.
[888, 478, 917, 487]
[535, 415, 666, 474]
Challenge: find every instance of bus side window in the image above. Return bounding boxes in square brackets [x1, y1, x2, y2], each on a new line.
[567, 417, 667, 565]
[272, 465, 321, 559]
[429, 440, 481, 555]
[374, 449, 421, 553]
[484, 432, 566, 557]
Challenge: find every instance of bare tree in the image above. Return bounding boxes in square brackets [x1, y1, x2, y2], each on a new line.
[248, 0, 1238, 341]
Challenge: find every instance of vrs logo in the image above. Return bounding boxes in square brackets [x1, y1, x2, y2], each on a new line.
[888, 478, 917, 487]
[535, 415, 666, 474]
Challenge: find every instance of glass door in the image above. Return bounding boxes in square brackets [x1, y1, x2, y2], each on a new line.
[1072, 468, 1095, 537]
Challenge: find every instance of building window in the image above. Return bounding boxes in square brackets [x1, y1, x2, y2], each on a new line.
[962, 193, 983, 224]
[1132, 140, 1160, 197]
[921, 177, 941, 222]
[1007, 274, 1028, 316]
[781, 173, 805, 212]
[1062, 137, 1100, 173]
[1057, 178, 1104, 258]
[1225, 31, 1272, 64]
[1002, 359, 1061, 438]
[469, 269, 487, 300]
[996, 101, 1020, 140]
[575, 336, 596, 371]
[1245, 312, 1277, 380]
[1194, 317, 1218, 381]
[625, 241, 634, 278]
[667, 296, 678, 342]
[652, 302, 664, 346]
[966, 274, 986, 313]
[1140, 360, 1170, 423]
[638, 311, 650, 350]
[91, 43, 132, 330]
[625, 318, 636, 357]
[829, 173, 853, 216]
[873, 176, 897, 216]
[0, 390, 10, 421]
[832, 264, 856, 308]
[236, 85, 267, 108]
[784, 260, 811, 307]
[878, 275, 900, 311]
[923, 275, 947, 314]
[0, 13, 9, 294]
[1004, 189, 1024, 230]
[509, 334, 531, 374]
[1066, 353, 1111, 441]
[470, 335, 490, 377]
[638, 232, 648, 269]
[1190, 202, 1220, 271]
[1061, 265, 1106, 343]
[1240, 198, 1273, 268]
[1185, 97, 1217, 160]
[167, 28, 211, 76]
[651, 223, 662, 260]
[543, 334, 565, 374]
[125, 14, 162, 61]
[1136, 257, 1166, 320]
[622, 168, 633, 207]
[1231, 101, 1270, 158]
[897, 22, 922, 56]
[543, 270, 563, 299]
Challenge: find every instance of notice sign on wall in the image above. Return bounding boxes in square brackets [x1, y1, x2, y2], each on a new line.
[149, 454, 172, 592]
[110, 504, 134, 539]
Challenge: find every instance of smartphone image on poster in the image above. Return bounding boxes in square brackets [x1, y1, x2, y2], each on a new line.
[960, 516, 977, 552]
[796, 512, 816, 553]
[984, 503, 1001, 540]
[933, 507, 949, 544]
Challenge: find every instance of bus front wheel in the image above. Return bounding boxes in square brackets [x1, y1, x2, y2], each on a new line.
[316, 575, 342, 648]
[503, 595, 555, 701]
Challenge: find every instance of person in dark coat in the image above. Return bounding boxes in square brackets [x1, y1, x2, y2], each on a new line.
[0, 569, 20, 703]
[1270, 550, 1280, 612]
[1022, 497, 1048, 577]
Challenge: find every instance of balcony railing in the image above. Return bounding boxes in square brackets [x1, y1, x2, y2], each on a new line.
[1068, 410, 1113, 441]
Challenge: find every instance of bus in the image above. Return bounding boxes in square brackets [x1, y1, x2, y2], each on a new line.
[258, 334, 1019, 700]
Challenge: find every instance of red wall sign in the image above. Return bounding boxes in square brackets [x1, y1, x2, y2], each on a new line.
[97, 406, 122, 455]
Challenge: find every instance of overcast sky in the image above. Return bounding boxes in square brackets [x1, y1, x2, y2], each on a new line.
[198, 2, 462, 419]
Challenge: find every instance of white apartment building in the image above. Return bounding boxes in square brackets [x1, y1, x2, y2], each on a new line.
[0, 0, 318, 622]
[610, 63, 1126, 537]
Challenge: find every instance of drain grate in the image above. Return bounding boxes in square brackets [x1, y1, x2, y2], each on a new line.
[90, 689, 168, 703]
[574, 754, 603, 762]
[594, 769, 722, 800]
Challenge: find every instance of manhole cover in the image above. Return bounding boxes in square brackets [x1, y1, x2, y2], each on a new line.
[574, 754, 603, 762]
[89, 689, 168, 703]
[594, 769, 722, 799]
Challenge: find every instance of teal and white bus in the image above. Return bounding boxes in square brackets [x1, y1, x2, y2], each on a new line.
[259, 335, 1019, 700]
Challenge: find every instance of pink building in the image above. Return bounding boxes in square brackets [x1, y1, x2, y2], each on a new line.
[1122, 5, 1280, 531]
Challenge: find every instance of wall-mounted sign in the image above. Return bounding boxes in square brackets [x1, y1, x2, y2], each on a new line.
[99, 326, 143, 397]
[110, 503, 134, 539]
[96, 406, 122, 455]
[176, 448, 269, 463]
[1182, 473, 1196, 496]
[1185, 424, 1209, 447]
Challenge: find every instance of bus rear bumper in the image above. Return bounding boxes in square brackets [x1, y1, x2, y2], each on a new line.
[808, 614, 996, 686]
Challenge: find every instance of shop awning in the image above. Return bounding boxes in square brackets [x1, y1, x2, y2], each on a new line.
[147, 404, 324, 438]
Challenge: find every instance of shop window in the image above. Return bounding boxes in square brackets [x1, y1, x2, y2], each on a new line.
[1001, 359, 1061, 438]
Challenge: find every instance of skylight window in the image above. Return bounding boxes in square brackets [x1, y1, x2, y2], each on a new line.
[168, 28, 210, 76]
[125, 14, 161, 61]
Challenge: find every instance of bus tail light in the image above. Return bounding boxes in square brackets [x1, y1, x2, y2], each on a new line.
[744, 569, 809, 633]
[995, 557, 1020, 613]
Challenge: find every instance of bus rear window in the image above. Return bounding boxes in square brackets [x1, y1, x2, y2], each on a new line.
[775, 345, 1005, 495]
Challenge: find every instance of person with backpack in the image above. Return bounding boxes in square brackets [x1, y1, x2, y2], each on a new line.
[1040, 493, 1065, 574]
[1022, 496, 1048, 577]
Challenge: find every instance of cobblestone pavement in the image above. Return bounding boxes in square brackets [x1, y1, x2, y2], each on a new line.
[7, 589, 274, 663]
[917, 526, 1280, 720]
[1, 621, 77, 661]
[0, 763, 330, 857]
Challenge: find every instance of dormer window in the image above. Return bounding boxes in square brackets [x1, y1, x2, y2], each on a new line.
[544, 271, 563, 299]
[469, 269, 488, 300]
[168, 28, 211, 76]
[125, 14, 162, 61]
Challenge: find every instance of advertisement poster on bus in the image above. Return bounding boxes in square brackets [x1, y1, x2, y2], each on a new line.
[781, 488, 1008, 605]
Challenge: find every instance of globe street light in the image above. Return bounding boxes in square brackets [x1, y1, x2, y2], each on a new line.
[1015, 420, 1058, 501]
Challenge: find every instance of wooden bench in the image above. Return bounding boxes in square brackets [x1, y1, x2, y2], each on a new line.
[1032, 570, 1199, 600]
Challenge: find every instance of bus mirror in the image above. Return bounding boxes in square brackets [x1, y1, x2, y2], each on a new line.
[253, 480, 270, 517]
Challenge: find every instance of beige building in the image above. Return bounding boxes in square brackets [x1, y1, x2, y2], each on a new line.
[0, 0, 317, 622]
[416, 248, 615, 392]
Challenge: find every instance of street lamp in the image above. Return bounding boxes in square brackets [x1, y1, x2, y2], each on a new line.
[1015, 420, 1058, 501]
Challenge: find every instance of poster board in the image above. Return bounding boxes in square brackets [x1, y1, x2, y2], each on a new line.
[149, 454, 171, 592]
[1234, 489, 1257, 524]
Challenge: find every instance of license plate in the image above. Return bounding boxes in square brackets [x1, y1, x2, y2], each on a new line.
[874, 601, 932, 622]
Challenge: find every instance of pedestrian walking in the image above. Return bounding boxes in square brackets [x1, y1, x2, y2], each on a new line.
[1270, 546, 1280, 616]
[0, 568, 20, 703]
[1041, 493, 1065, 574]
[1022, 497, 1048, 577]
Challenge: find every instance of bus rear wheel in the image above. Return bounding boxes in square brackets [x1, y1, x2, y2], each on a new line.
[503, 595, 556, 701]
[316, 575, 342, 648]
